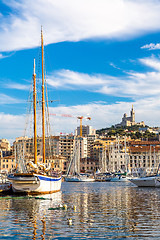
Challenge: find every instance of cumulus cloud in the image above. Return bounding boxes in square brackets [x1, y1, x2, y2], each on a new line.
[1, 0, 160, 51]
[141, 43, 160, 50]
[0, 93, 23, 104]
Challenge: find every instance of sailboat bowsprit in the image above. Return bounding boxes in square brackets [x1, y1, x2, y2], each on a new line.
[8, 29, 62, 194]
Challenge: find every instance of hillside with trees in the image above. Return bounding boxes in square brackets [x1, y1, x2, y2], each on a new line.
[96, 125, 158, 141]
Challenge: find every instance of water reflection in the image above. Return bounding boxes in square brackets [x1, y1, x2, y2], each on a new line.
[61, 182, 160, 239]
[0, 183, 159, 239]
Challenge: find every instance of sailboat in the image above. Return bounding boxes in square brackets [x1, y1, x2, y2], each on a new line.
[8, 29, 62, 194]
[65, 141, 95, 182]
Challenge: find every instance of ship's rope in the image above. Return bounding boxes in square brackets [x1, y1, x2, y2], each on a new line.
[23, 80, 33, 138]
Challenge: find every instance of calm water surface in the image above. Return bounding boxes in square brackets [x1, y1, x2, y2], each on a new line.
[0, 182, 160, 239]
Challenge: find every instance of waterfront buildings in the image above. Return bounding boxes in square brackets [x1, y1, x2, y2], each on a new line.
[1, 119, 160, 175]
[106, 139, 160, 174]
[128, 141, 160, 175]
[14, 136, 59, 157]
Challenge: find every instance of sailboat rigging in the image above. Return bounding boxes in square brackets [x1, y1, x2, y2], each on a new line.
[65, 140, 95, 182]
[8, 28, 62, 194]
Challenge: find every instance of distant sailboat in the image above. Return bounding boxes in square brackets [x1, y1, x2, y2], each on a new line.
[8, 28, 62, 194]
[65, 141, 95, 182]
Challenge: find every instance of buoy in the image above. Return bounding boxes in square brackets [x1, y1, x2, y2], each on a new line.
[68, 218, 72, 225]
[63, 204, 67, 210]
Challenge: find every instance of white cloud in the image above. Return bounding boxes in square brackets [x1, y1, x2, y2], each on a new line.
[0, 53, 4, 59]
[47, 69, 105, 89]
[0, 52, 14, 59]
[139, 56, 160, 71]
[47, 56, 160, 98]
[0, 113, 26, 142]
[110, 63, 122, 70]
[141, 43, 160, 50]
[3, 82, 29, 90]
[1, 0, 160, 51]
[0, 94, 23, 104]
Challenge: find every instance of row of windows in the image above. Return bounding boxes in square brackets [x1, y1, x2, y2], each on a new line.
[2, 164, 14, 168]
[82, 166, 93, 170]
[82, 162, 93, 165]
[130, 155, 159, 160]
[2, 159, 14, 162]
[110, 155, 124, 158]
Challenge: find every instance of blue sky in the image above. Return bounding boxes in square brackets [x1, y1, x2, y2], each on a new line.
[1, 0, 160, 142]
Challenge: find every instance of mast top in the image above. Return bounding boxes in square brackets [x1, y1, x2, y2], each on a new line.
[41, 26, 43, 41]
[33, 58, 36, 75]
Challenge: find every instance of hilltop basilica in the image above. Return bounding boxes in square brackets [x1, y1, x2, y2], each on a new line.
[115, 106, 145, 128]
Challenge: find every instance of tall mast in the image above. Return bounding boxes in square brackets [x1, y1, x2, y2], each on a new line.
[41, 27, 46, 164]
[33, 59, 37, 165]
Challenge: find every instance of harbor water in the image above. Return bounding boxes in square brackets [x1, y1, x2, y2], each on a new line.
[0, 181, 160, 239]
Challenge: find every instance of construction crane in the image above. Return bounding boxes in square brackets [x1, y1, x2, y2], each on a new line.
[77, 116, 91, 137]
[50, 113, 91, 136]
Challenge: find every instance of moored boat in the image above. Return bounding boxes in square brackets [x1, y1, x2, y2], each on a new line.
[0, 181, 12, 193]
[110, 172, 128, 182]
[65, 139, 95, 182]
[65, 173, 95, 182]
[8, 173, 61, 194]
[129, 175, 160, 187]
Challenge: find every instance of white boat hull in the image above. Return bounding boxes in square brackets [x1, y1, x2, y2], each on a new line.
[129, 176, 160, 187]
[65, 176, 95, 182]
[8, 174, 62, 194]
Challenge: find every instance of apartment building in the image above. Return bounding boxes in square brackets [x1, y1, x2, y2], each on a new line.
[128, 141, 160, 174]
[75, 125, 96, 136]
[80, 157, 98, 173]
[108, 142, 127, 172]
[0, 155, 15, 173]
[59, 135, 75, 161]
[107, 140, 160, 174]
[13, 136, 59, 158]
[86, 135, 97, 158]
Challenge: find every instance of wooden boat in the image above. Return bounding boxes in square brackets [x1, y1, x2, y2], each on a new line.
[8, 28, 62, 194]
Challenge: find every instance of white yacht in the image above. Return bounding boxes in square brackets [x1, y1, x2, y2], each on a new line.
[129, 175, 160, 187]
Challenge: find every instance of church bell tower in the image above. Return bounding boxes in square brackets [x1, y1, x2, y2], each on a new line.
[130, 105, 135, 124]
